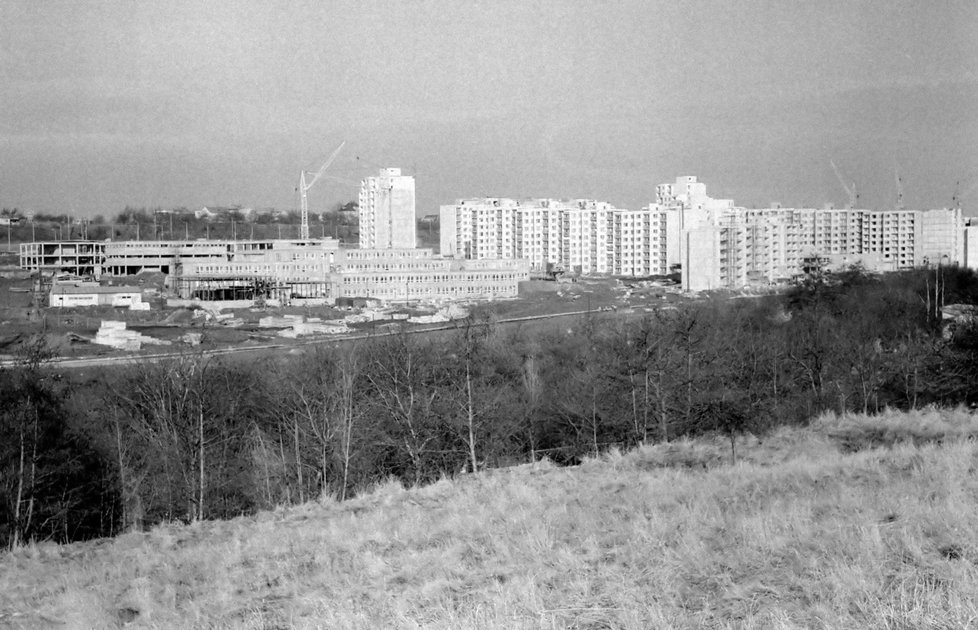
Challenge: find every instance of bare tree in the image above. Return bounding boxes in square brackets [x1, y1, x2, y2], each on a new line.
[364, 334, 441, 484]
[334, 347, 362, 500]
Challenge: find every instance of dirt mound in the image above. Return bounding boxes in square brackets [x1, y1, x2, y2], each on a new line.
[0, 332, 25, 351]
[162, 308, 197, 324]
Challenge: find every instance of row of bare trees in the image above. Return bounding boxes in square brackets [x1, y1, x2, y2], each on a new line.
[3, 266, 978, 547]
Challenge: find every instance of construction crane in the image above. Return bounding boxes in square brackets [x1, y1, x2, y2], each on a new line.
[829, 160, 858, 209]
[297, 141, 345, 240]
[894, 167, 905, 210]
[953, 179, 978, 209]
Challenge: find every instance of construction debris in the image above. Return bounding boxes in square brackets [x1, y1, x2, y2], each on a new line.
[93, 321, 171, 351]
[179, 332, 203, 346]
[277, 321, 348, 338]
[407, 304, 469, 324]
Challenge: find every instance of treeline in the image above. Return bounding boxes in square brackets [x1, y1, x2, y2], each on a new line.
[3, 266, 978, 547]
[4, 201, 433, 246]
[0, 202, 362, 244]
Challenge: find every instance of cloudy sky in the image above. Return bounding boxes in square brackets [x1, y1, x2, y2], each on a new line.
[1, 0, 976, 217]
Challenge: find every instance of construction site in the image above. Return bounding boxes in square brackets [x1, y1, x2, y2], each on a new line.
[1, 146, 537, 360]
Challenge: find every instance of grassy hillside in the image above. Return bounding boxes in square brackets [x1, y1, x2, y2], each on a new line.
[2, 408, 978, 629]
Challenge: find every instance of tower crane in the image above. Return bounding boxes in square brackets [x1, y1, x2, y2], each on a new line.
[297, 141, 345, 240]
[894, 167, 905, 210]
[829, 160, 858, 209]
[954, 179, 978, 209]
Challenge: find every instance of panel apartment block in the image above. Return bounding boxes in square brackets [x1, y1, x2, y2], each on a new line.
[681, 206, 965, 291]
[441, 198, 678, 277]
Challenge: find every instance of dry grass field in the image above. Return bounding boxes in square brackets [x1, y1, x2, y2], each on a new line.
[2, 408, 978, 629]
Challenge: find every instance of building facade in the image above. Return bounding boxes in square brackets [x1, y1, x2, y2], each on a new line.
[20, 241, 106, 277]
[173, 242, 528, 302]
[438, 176, 967, 291]
[440, 198, 681, 277]
[680, 204, 965, 291]
[49, 283, 143, 308]
[964, 219, 978, 270]
[358, 168, 416, 249]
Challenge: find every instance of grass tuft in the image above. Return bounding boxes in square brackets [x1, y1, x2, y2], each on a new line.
[2, 410, 978, 628]
[816, 406, 978, 451]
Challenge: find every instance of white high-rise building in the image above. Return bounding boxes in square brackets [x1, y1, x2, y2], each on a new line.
[359, 168, 416, 249]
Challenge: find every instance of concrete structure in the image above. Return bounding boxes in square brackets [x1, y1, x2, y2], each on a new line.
[21, 238, 341, 278]
[172, 240, 528, 303]
[49, 282, 144, 308]
[359, 168, 416, 249]
[104, 240, 237, 275]
[20, 241, 106, 277]
[94, 320, 169, 350]
[21, 235, 525, 305]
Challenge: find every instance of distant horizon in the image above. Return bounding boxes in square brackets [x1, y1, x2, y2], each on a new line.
[2, 1, 976, 218]
[5, 169, 977, 220]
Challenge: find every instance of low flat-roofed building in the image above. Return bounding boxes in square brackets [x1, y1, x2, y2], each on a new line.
[333, 253, 529, 302]
[173, 244, 528, 303]
[49, 283, 143, 308]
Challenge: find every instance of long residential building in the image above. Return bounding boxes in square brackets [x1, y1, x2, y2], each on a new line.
[440, 198, 682, 277]
[440, 176, 967, 290]
[681, 205, 964, 291]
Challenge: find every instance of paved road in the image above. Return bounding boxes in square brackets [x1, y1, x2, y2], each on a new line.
[0, 309, 598, 370]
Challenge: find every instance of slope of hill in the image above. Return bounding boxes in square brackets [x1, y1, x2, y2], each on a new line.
[2, 409, 978, 629]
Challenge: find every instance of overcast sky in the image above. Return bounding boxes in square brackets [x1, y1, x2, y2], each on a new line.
[2, 0, 977, 217]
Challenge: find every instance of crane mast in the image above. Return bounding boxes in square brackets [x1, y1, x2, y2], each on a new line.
[895, 167, 905, 210]
[298, 141, 345, 240]
[829, 160, 858, 209]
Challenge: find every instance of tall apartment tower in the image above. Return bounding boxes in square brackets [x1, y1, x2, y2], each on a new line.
[359, 168, 416, 249]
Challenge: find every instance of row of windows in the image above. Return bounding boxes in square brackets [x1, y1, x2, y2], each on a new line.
[344, 284, 517, 297]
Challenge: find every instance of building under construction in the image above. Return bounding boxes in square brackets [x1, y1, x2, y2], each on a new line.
[172, 242, 528, 303]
